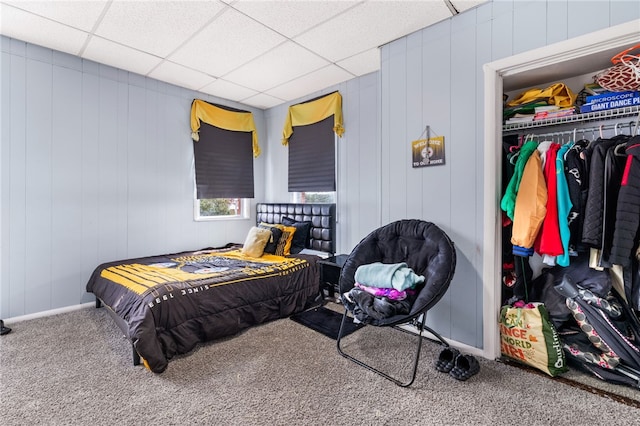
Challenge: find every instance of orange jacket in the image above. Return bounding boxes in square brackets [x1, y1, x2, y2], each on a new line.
[511, 151, 548, 256]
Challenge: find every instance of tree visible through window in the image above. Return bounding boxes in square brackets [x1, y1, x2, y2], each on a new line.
[292, 192, 336, 203]
[199, 198, 242, 217]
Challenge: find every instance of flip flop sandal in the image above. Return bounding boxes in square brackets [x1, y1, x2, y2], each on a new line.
[449, 354, 480, 381]
[435, 347, 460, 373]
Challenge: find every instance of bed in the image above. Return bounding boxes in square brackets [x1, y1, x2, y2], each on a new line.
[86, 203, 336, 373]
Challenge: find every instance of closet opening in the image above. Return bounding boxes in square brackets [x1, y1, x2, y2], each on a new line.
[482, 20, 640, 361]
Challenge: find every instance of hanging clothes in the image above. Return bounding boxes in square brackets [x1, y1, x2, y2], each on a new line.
[564, 139, 590, 255]
[501, 140, 539, 221]
[535, 142, 563, 263]
[599, 137, 631, 267]
[581, 136, 626, 249]
[610, 136, 640, 267]
[511, 149, 547, 257]
[556, 143, 574, 267]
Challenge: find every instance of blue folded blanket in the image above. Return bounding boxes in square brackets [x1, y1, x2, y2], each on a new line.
[354, 262, 424, 291]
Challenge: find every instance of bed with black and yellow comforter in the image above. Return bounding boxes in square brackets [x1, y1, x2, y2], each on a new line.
[86, 246, 320, 373]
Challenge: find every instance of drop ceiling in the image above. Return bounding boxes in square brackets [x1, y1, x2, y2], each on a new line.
[0, 0, 486, 109]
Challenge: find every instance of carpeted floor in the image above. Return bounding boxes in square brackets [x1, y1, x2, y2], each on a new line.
[1, 305, 639, 425]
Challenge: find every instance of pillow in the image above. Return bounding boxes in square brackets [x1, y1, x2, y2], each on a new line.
[260, 222, 296, 255]
[258, 224, 283, 255]
[282, 216, 312, 254]
[241, 226, 272, 257]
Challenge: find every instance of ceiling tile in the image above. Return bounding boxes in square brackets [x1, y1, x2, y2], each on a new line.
[265, 65, 353, 102]
[224, 41, 329, 92]
[231, 0, 358, 38]
[336, 48, 380, 77]
[199, 79, 259, 103]
[3, 0, 107, 32]
[169, 7, 286, 77]
[95, 0, 226, 58]
[294, 1, 452, 62]
[148, 61, 216, 91]
[0, 3, 89, 55]
[240, 92, 285, 110]
[82, 36, 163, 76]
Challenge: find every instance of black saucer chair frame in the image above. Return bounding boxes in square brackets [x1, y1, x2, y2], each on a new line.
[336, 219, 457, 387]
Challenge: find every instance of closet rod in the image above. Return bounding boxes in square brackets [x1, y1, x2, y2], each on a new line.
[521, 120, 638, 141]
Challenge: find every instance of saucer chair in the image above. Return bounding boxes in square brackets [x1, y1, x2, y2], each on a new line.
[337, 219, 457, 387]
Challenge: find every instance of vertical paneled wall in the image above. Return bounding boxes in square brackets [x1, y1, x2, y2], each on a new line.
[263, 72, 380, 255]
[380, 0, 640, 349]
[0, 36, 266, 318]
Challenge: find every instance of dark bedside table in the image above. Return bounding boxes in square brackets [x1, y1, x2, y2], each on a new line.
[318, 254, 349, 301]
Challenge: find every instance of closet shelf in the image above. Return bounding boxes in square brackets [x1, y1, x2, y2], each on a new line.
[503, 105, 640, 132]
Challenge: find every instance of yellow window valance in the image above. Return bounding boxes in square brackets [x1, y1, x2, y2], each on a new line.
[281, 91, 344, 146]
[190, 99, 260, 158]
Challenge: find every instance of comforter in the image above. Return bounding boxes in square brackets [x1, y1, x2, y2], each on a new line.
[86, 246, 320, 373]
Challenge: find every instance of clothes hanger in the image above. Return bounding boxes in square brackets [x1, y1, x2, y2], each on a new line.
[508, 134, 534, 164]
[509, 134, 524, 153]
[614, 143, 627, 156]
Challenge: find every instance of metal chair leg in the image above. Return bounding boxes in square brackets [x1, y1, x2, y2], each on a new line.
[336, 308, 444, 387]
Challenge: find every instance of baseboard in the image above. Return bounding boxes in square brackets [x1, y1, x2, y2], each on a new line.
[396, 323, 486, 359]
[3, 302, 94, 324]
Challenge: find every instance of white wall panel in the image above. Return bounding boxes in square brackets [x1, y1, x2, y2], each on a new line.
[0, 51, 11, 316]
[98, 77, 120, 263]
[51, 65, 83, 308]
[7, 51, 27, 318]
[546, 0, 569, 45]
[567, 1, 610, 39]
[512, 1, 548, 54]
[126, 84, 150, 258]
[354, 72, 380, 248]
[80, 72, 100, 288]
[611, 1, 640, 26]
[387, 39, 408, 223]
[405, 32, 424, 220]
[343, 78, 361, 250]
[380, 47, 391, 225]
[115, 81, 130, 260]
[24, 57, 52, 314]
[491, 1, 514, 61]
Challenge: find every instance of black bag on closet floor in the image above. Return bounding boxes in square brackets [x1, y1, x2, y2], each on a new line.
[528, 253, 611, 329]
[555, 275, 640, 388]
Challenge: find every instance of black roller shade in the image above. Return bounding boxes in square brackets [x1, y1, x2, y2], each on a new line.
[288, 115, 335, 192]
[193, 122, 254, 199]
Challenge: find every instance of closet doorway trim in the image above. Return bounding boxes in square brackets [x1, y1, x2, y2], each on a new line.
[482, 19, 640, 361]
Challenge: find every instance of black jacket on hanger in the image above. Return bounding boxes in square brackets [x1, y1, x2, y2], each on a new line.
[581, 135, 628, 248]
[610, 136, 640, 267]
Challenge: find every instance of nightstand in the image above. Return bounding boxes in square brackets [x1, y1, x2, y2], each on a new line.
[318, 254, 349, 301]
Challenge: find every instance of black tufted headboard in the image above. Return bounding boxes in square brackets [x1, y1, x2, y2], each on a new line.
[256, 203, 336, 255]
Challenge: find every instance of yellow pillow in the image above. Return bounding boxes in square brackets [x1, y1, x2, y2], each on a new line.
[241, 226, 272, 257]
[259, 222, 296, 255]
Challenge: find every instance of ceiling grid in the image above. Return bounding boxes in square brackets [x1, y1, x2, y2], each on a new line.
[0, 0, 486, 109]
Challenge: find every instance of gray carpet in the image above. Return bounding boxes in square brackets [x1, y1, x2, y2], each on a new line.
[1, 305, 639, 426]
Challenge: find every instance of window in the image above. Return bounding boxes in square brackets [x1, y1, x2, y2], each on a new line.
[190, 100, 259, 220]
[282, 91, 343, 195]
